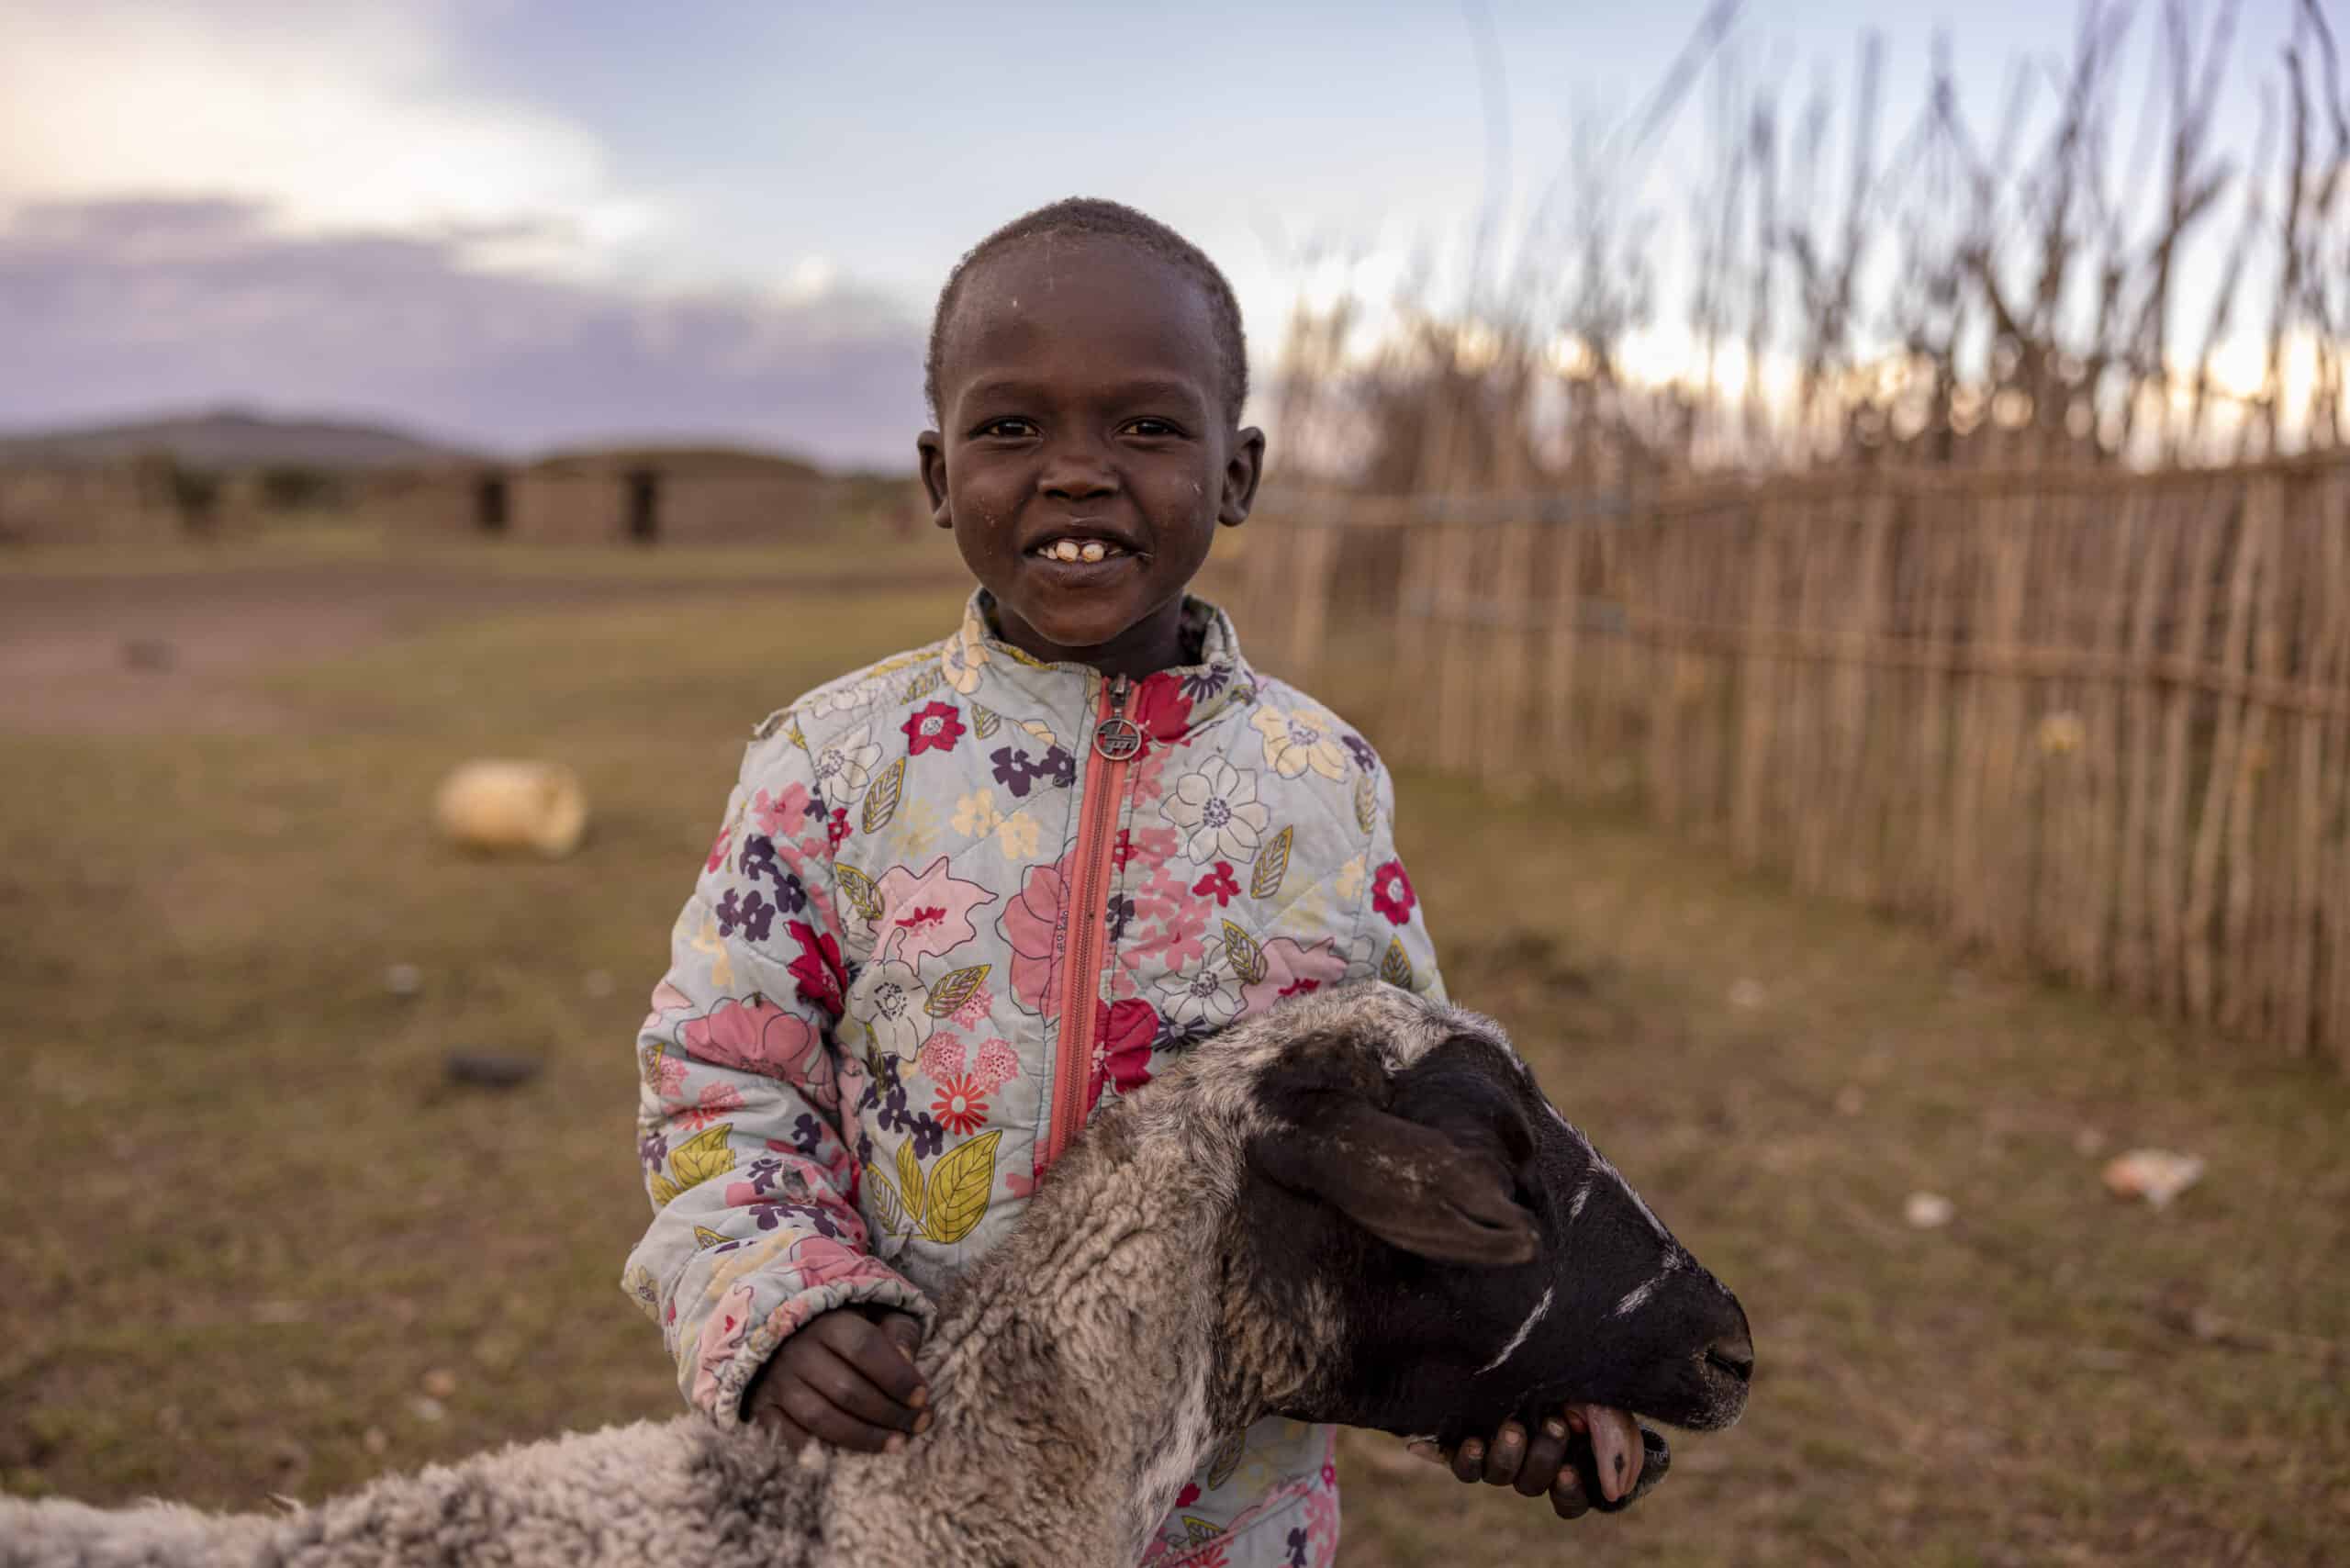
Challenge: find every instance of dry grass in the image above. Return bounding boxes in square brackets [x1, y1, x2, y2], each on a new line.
[2, 547, 2344, 1564]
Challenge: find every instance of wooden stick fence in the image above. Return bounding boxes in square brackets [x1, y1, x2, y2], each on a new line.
[1220, 456, 2350, 1069]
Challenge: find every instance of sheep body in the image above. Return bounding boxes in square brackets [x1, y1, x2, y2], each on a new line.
[1, 984, 1749, 1568]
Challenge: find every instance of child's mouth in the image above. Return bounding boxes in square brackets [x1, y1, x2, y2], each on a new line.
[1027, 537, 1136, 565]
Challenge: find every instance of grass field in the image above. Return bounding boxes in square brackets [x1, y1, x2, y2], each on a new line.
[2, 546, 2344, 1565]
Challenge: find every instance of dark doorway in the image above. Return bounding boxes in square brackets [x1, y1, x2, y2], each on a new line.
[625, 469, 659, 543]
[475, 475, 509, 533]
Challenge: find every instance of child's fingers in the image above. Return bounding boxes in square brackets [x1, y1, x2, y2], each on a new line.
[793, 1338, 928, 1434]
[747, 1404, 814, 1454]
[1514, 1416, 1572, 1498]
[1550, 1467, 1594, 1520]
[1449, 1438, 1486, 1485]
[764, 1373, 906, 1453]
[1481, 1422, 1528, 1485]
[820, 1313, 930, 1410]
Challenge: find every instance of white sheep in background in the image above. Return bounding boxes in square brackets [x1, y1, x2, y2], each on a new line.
[2, 983, 1753, 1568]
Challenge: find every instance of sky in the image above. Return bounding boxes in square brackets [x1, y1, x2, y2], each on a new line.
[0, 0, 2305, 467]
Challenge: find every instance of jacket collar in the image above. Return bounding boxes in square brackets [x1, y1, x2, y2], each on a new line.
[939, 589, 1259, 734]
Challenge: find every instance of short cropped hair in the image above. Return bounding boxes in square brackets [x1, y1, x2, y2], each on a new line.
[924, 196, 1249, 427]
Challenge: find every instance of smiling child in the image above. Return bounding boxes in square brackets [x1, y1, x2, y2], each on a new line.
[622, 197, 1651, 1566]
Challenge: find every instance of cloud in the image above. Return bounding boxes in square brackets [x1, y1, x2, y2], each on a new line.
[0, 197, 929, 466]
[0, 0, 658, 271]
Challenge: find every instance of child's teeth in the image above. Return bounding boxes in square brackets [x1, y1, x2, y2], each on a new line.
[1054, 540, 1081, 562]
[1080, 541, 1106, 563]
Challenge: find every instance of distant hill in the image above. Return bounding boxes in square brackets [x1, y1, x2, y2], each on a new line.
[527, 442, 828, 480]
[0, 409, 484, 469]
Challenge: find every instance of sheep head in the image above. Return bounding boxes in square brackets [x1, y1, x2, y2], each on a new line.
[1225, 985, 1751, 1468]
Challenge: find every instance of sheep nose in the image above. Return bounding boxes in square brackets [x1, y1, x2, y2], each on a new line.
[1705, 1331, 1755, 1383]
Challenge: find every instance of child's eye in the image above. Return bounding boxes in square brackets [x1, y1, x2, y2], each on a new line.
[976, 417, 1038, 439]
[1124, 418, 1185, 439]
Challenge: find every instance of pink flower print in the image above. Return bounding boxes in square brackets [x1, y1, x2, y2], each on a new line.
[971, 1036, 1021, 1095]
[950, 980, 994, 1030]
[789, 1234, 896, 1292]
[871, 856, 998, 966]
[1370, 859, 1417, 925]
[751, 782, 815, 838]
[679, 994, 837, 1110]
[901, 700, 967, 756]
[675, 1080, 748, 1130]
[1238, 937, 1349, 1021]
[1192, 862, 1240, 908]
[690, 1282, 758, 1411]
[918, 1035, 967, 1082]
[705, 823, 734, 875]
[1000, 857, 1071, 1014]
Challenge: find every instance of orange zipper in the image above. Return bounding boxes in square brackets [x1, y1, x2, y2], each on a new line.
[1040, 672, 1141, 1170]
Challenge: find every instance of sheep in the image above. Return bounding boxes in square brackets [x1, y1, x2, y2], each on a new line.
[2, 982, 1753, 1568]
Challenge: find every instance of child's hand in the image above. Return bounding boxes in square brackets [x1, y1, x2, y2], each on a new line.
[743, 1306, 931, 1453]
[1407, 1406, 1670, 1520]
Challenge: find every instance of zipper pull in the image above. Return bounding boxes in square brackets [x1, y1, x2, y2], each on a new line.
[1093, 673, 1144, 761]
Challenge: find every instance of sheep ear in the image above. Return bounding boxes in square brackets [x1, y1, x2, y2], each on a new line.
[1251, 1097, 1539, 1268]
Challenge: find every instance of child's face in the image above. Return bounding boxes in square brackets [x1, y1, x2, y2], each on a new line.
[918, 238, 1264, 675]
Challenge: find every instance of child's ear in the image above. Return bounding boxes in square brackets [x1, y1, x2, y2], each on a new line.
[1219, 425, 1266, 528]
[915, 431, 952, 529]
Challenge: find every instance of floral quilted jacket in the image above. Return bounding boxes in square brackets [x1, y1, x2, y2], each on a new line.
[623, 592, 1444, 1568]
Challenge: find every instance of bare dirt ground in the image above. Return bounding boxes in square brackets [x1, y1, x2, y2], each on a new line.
[0, 560, 958, 734]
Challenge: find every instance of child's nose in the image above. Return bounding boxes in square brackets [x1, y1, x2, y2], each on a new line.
[1038, 442, 1120, 502]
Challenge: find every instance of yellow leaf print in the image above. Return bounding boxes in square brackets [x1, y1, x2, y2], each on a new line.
[919, 1130, 1002, 1245]
[867, 1163, 907, 1237]
[651, 1123, 738, 1207]
[994, 811, 1041, 859]
[951, 790, 1003, 839]
[692, 1226, 729, 1249]
[896, 1137, 927, 1227]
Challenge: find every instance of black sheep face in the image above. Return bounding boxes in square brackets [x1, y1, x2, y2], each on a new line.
[1242, 1016, 1752, 1453]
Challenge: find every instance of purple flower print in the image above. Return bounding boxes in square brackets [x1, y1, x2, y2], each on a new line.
[743, 1156, 783, 1196]
[714, 887, 775, 944]
[770, 872, 809, 916]
[752, 1202, 841, 1239]
[791, 1113, 826, 1159]
[1342, 732, 1380, 775]
[1181, 663, 1232, 701]
[1105, 892, 1136, 943]
[1286, 1527, 1310, 1567]
[1039, 746, 1076, 790]
[909, 1113, 946, 1159]
[637, 1130, 668, 1174]
[739, 834, 779, 886]
[990, 745, 1039, 797]
[877, 1084, 912, 1136]
[854, 1131, 874, 1168]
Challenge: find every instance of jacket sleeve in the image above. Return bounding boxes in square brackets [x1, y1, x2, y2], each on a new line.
[621, 726, 929, 1424]
[1341, 762, 1447, 1002]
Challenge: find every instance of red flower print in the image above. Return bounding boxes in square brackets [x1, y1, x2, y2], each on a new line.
[1127, 671, 1195, 745]
[1371, 858, 1417, 925]
[1192, 862, 1240, 908]
[1087, 998, 1159, 1111]
[1176, 1483, 1201, 1509]
[785, 921, 847, 1019]
[1112, 828, 1137, 870]
[1279, 977, 1321, 998]
[901, 700, 967, 756]
[827, 807, 851, 847]
[705, 824, 733, 875]
[931, 1074, 990, 1137]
